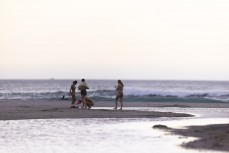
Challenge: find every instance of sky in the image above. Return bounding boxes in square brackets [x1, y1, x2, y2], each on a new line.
[1, 0, 229, 80]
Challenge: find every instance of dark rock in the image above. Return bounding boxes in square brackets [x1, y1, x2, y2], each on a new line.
[153, 124, 169, 129]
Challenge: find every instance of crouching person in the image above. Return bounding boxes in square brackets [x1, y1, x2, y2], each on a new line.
[77, 97, 94, 109]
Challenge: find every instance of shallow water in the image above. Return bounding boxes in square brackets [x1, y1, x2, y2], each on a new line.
[0, 108, 229, 153]
[105, 107, 229, 118]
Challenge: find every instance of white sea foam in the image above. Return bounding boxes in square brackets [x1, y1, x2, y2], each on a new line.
[124, 87, 229, 98]
[1, 80, 229, 102]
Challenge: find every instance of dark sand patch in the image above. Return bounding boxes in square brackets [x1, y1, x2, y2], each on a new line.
[169, 124, 229, 152]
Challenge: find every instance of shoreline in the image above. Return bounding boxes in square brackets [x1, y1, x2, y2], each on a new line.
[1, 99, 229, 107]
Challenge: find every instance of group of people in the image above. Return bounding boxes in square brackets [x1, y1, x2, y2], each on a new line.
[69, 79, 90, 109]
[69, 79, 124, 110]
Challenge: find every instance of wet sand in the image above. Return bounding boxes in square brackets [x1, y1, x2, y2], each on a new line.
[0, 100, 193, 120]
[170, 124, 229, 152]
[1, 99, 229, 120]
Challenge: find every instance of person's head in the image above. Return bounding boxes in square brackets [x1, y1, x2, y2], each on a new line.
[73, 80, 77, 85]
[118, 80, 124, 86]
[82, 79, 85, 82]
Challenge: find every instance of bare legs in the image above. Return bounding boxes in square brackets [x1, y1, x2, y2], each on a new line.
[120, 97, 123, 110]
[114, 96, 123, 110]
[81, 96, 87, 109]
[70, 94, 77, 108]
[71, 94, 76, 105]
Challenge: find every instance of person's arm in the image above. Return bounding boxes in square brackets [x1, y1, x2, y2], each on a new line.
[85, 83, 89, 89]
[69, 85, 73, 94]
[69, 87, 71, 95]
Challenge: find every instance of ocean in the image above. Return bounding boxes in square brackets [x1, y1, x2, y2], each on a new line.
[0, 80, 229, 103]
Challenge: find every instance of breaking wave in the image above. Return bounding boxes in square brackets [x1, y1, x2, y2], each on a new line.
[1, 88, 229, 103]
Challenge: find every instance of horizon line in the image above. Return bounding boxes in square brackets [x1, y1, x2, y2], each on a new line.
[0, 78, 229, 81]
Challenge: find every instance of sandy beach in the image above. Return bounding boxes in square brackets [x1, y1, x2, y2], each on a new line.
[0, 100, 194, 120]
[1, 99, 229, 120]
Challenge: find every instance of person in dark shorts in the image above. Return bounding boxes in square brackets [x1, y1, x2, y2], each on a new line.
[78, 79, 89, 109]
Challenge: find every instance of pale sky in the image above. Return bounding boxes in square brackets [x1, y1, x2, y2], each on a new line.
[1, 0, 229, 80]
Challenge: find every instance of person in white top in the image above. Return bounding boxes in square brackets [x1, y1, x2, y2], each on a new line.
[78, 79, 89, 109]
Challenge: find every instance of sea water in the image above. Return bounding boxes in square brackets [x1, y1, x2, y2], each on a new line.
[0, 79, 229, 103]
[0, 107, 229, 153]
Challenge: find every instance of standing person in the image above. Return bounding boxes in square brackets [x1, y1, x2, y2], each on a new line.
[78, 79, 89, 109]
[69, 80, 77, 108]
[114, 80, 124, 110]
